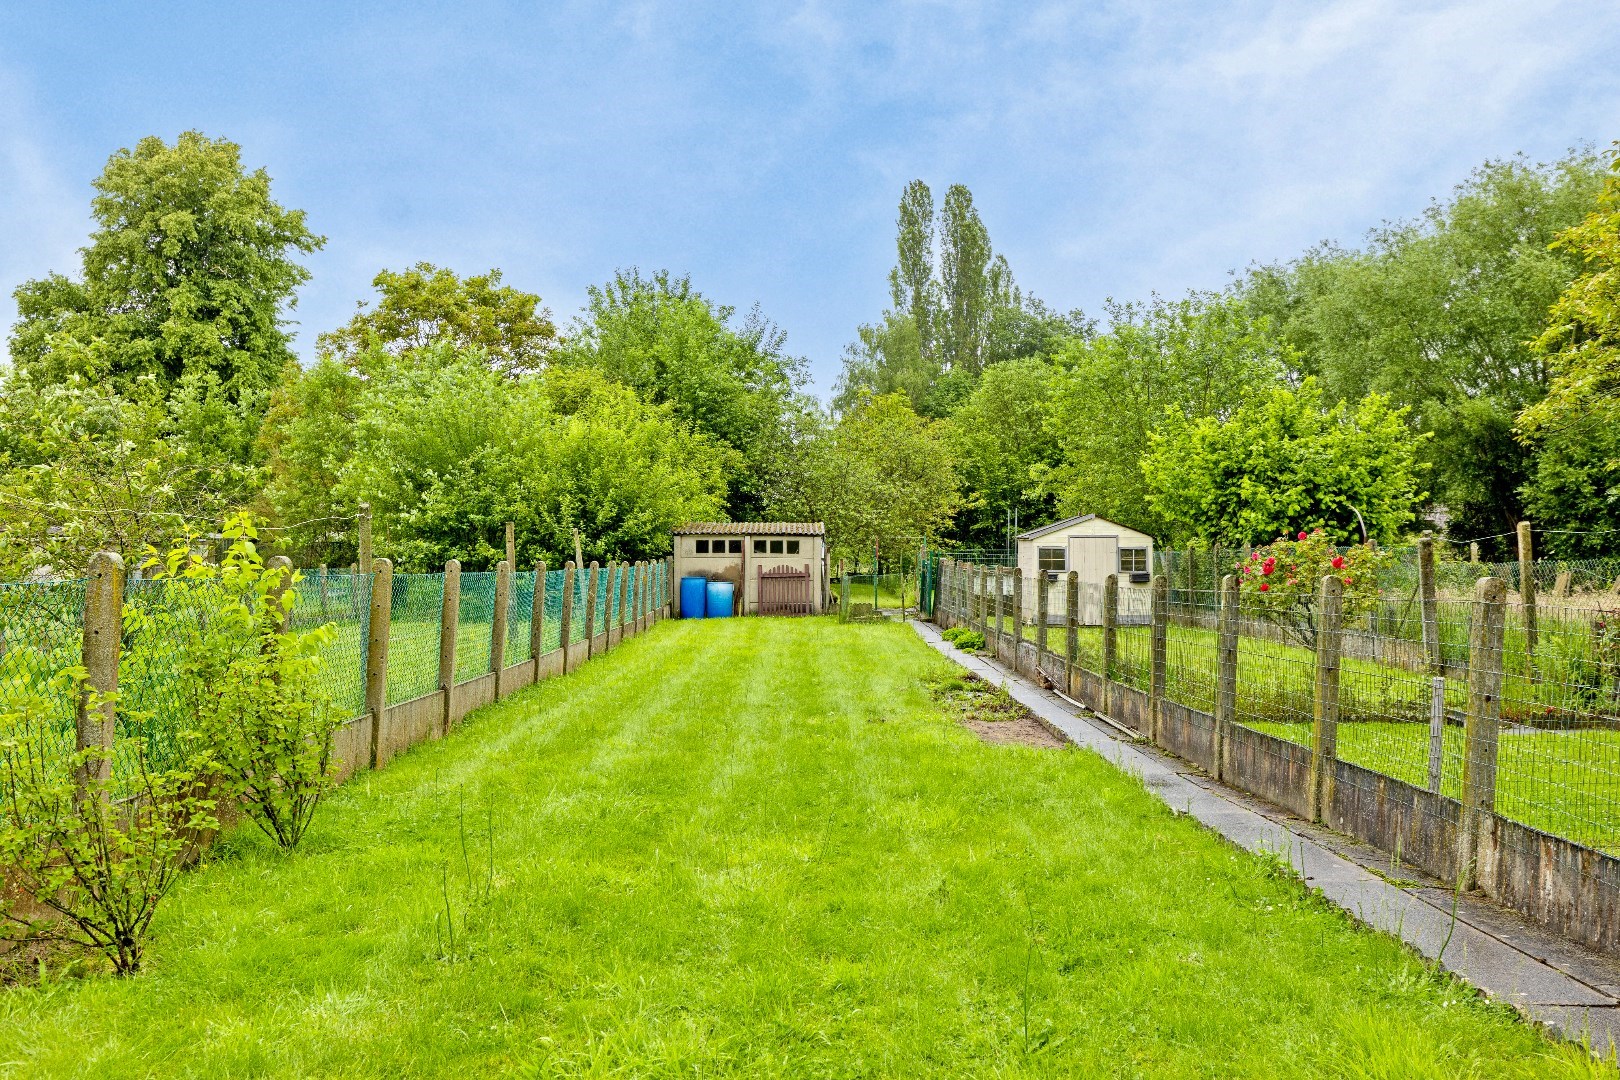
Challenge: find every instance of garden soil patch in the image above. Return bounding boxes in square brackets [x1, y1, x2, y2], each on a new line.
[926, 669, 1068, 749]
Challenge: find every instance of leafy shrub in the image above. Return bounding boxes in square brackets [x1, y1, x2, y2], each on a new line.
[138, 516, 342, 851]
[0, 675, 216, 975]
[942, 626, 986, 652]
[1235, 529, 1390, 648]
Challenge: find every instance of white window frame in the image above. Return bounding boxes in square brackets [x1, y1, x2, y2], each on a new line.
[1037, 546, 1067, 576]
[1119, 547, 1149, 574]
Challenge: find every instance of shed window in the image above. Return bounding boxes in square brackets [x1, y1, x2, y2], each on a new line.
[728, 539, 742, 553]
[1037, 546, 1066, 574]
[1120, 547, 1148, 574]
[695, 539, 709, 554]
[769, 539, 784, 554]
[753, 539, 767, 553]
[786, 539, 800, 554]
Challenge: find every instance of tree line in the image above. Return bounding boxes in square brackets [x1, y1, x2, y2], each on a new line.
[6, 132, 1620, 576]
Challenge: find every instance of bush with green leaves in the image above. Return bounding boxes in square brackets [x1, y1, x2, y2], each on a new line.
[1235, 529, 1390, 648]
[0, 676, 217, 975]
[942, 626, 986, 652]
[136, 515, 342, 851]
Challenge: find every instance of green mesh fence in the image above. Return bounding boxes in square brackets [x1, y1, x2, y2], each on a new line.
[570, 570, 589, 644]
[387, 573, 443, 704]
[456, 571, 496, 682]
[540, 569, 564, 652]
[594, 569, 609, 636]
[0, 579, 85, 773]
[288, 571, 369, 721]
[507, 570, 535, 666]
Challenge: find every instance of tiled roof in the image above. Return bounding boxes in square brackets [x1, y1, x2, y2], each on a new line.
[674, 521, 824, 536]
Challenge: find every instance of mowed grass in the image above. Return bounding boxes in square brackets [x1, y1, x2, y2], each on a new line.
[0, 619, 1608, 1078]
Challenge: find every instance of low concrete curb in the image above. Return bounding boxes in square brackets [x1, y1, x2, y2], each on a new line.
[912, 619, 1620, 1054]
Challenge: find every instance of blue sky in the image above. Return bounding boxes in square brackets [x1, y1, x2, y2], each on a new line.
[2, 1, 1618, 398]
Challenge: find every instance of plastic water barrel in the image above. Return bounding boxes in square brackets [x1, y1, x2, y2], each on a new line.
[680, 576, 708, 619]
[705, 580, 735, 618]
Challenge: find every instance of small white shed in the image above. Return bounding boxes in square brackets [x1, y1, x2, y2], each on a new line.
[1015, 515, 1155, 625]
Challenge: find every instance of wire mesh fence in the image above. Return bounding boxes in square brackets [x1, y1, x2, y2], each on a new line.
[387, 573, 443, 705]
[507, 569, 535, 667]
[0, 579, 85, 774]
[456, 571, 497, 682]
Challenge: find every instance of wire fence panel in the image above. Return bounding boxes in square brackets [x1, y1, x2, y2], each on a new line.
[0, 579, 85, 772]
[540, 569, 564, 652]
[386, 573, 442, 704]
[507, 570, 535, 666]
[289, 571, 369, 722]
[456, 571, 496, 682]
[595, 569, 609, 636]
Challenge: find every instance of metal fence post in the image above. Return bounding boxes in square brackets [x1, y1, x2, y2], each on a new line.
[365, 558, 393, 769]
[584, 561, 600, 658]
[1459, 575, 1507, 892]
[440, 559, 461, 732]
[76, 550, 124, 793]
[1418, 531, 1441, 674]
[1310, 575, 1344, 824]
[1214, 573, 1239, 782]
[1036, 570, 1049, 656]
[1150, 574, 1168, 745]
[1517, 520, 1536, 673]
[560, 561, 576, 670]
[492, 559, 511, 695]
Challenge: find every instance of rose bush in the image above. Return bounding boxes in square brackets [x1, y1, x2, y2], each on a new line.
[1235, 528, 1389, 648]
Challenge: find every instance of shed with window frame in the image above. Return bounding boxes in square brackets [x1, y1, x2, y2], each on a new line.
[1014, 515, 1155, 625]
[671, 522, 828, 616]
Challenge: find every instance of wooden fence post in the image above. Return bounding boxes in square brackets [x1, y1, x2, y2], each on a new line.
[584, 561, 600, 658]
[1214, 573, 1239, 781]
[365, 558, 393, 769]
[560, 560, 576, 670]
[1150, 574, 1168, 745]
[530, 561, 547, 674]
[1011, 569, 1025, 670]
[76, 550, 124, 793]
[1459, 575, 1507, 892]
[492, 559, 511, 695]
[1517, 520, 1536, 672]
[1309, 575, 1344, 824]
[439, 559, 461, 732]
[357, 503, 373, 578]
[1418, 531, 1441, 674]
[1036, 570, 1049, 656]
[1065, 570, 1079, 695]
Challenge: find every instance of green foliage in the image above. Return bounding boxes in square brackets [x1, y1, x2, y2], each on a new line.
[941, 626, 985, 651]
[554, 268, 806, 520]
[8, 130, 323, 401]
[945, 357, 1061, 548]
[139, 516, 342, 850]
[0, 675, 217, 975]
[770, 393, 959, 564]
[259, 347, 732, 569]
[1242, 149, 1606, 547]
[316, 263, 558, 376]
[1037, 292, 1288, 538]
[1143, 379, 1428, 546]
[1234, 529, 1391, 648]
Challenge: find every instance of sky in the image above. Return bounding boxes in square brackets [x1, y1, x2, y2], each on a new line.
[2, 1, 1618, 399]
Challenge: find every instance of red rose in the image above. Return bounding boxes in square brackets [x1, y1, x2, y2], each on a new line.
[1342, 576, 1352, 585]
[1330, 555, 1345, 570]
[1298, 531, 1308, 541]
[1262, 563, 1274, 576]
[1259, 582, 1270, 592]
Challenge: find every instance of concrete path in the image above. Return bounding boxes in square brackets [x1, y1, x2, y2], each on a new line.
[911, 619, 1620, 1055]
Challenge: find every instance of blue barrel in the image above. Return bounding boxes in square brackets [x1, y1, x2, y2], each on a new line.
[680, 576, 708, 619]
[705, 580, 735, 618]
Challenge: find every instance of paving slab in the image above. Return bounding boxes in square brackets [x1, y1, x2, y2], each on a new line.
[913, 619, 1620, 1054]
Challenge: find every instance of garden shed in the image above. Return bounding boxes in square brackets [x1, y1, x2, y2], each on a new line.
[671, 522, 827, 616]
[1015, 515, 1155, 625]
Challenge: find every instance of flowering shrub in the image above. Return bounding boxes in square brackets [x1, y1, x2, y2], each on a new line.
[1235, 529, 1389, 648]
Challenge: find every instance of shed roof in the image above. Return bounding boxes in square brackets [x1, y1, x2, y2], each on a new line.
[674, 521, 824, 536]
[1014, 514, 1151, 542]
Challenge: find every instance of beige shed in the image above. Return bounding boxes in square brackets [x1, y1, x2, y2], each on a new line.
[671, 522, 828, 616]
[1015, 514, 1155, 625]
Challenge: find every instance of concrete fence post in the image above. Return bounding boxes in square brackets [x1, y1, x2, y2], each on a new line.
[1418, 531, 1441, 675]
[617, 560, 629, 640]
[1065, 570, 1079, 696]
[440, 560, 461, 731]
[1101, 573, 1119, 681]
[1150, 574, 1168, 745]
[1214, 573, 1239, 781]
[530, 561, 547, 672]
[1459, 575, 1507, 892]
[560, 561, 576, 670]
[1036, 570, 1049, 657]
[76, 550, 124, 793]
[1011, 569, 1025, 670]
[504, 521, 516, 572]
[995, 568, 1007, 656]
[584, 561, 600, 659]
[1309, 575, 1344, 824]
[492, 559, 511, 695]
[1516, 521, 1536, 674]
[357, 503, 373, 580]
[365, 558, 393, 769]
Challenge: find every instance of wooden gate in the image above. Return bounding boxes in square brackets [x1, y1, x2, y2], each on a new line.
[757, 564, 813, 616]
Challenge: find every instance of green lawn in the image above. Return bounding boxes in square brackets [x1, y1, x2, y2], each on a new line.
[0, 618, 1605, 1077]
